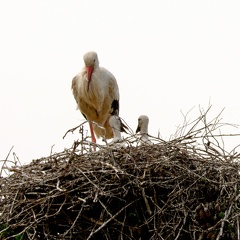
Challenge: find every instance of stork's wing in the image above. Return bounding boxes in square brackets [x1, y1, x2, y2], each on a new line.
[111, 99, 119, 116]
[105, 69, 120, 116]
[71, 73, 86, 119]
[71, 75, 79, 105]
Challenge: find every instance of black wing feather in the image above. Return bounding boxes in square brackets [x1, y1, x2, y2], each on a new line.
[111, 99, 119, 116]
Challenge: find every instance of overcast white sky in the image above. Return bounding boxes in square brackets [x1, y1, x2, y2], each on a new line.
[0, 0, 240, 165]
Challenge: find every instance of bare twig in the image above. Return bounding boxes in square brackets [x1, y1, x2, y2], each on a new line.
[0, 107, 240, 239]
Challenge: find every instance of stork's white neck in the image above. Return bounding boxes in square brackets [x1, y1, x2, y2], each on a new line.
[140, 121, 148, 135]
[137, 115, 152, 145]
[112, 130, 122, 142]
[109, 116, 122, 143]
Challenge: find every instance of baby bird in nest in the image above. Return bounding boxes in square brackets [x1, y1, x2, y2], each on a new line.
[108, 115, 127, 145]
[136, 115, 153, 145]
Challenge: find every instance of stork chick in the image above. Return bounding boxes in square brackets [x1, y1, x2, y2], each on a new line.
[136, 115, 153, 145]
[109, 115, 127, 144]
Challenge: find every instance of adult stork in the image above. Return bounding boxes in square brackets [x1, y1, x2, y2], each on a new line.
[72, 51, 121, 145]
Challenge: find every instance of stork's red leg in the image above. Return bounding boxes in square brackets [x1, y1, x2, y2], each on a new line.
[89, 122, 96, 151]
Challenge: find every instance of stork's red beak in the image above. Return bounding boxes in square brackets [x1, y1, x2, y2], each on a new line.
[87, 66, 94, 81]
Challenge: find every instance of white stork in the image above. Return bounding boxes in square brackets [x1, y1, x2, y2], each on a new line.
[109, 115, 124, 144]
[136, 115, 153, 145]
[72, 51, 122, 145]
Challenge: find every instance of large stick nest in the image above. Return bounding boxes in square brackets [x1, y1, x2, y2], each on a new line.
[1, 108, 240, 240]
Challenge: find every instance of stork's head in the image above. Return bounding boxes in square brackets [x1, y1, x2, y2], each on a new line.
[136, 115, 149, 133]
[83, 51, 99, 81]
[109, 115, 121, 132]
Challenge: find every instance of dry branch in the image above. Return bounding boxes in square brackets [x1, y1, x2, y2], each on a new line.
[0, 108, 240, 240]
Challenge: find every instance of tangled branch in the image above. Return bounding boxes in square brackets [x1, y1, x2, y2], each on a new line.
[0, 107, 240, 240]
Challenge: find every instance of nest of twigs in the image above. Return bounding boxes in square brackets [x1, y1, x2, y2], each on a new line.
[1, 108, 240, 240]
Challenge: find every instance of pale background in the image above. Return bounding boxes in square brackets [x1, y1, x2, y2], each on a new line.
[0, 0, 240, 165]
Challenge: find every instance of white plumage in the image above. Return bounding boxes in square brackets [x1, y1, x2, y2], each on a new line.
[136, 115, 153, 145]
[72, 51, 120, 144]
[108, 115, 123, 143]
